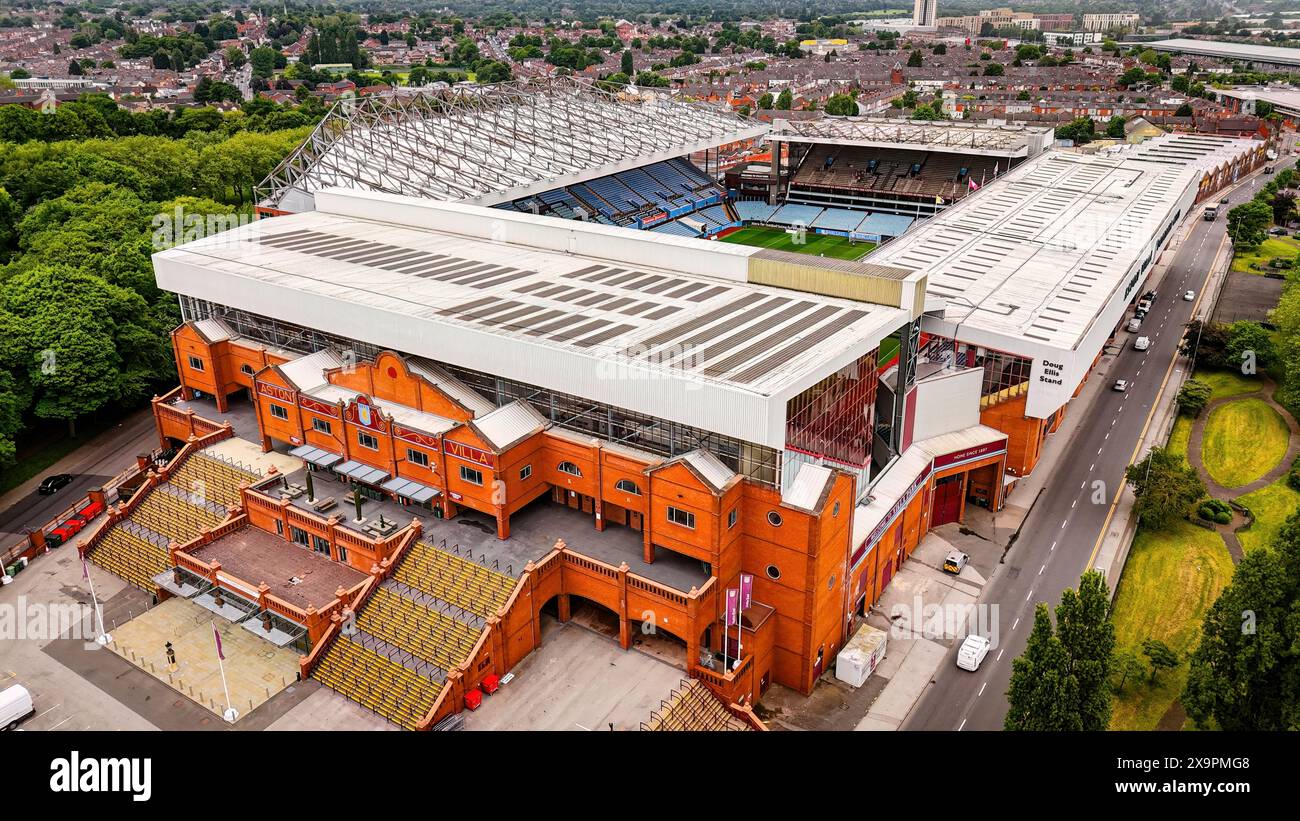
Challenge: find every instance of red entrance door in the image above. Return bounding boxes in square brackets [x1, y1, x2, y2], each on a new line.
[931, 475, 964, 526]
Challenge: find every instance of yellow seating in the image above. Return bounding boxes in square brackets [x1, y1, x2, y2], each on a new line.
[313, 637, 442, 730]
[391, 541, 515, 618]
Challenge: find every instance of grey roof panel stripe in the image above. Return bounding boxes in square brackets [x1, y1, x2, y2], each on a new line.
[731, 310, 869, 384]
[629, 292, 766, 354]
[571, 323, 637, 349]
[436, 296, 497, 317]
[701, 305, 842, 378]
[548, 318, 611, 344]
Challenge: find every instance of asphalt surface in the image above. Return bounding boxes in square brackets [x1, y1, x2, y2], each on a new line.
[0, 408, 159, 542]
[903, 155, 1294, 731]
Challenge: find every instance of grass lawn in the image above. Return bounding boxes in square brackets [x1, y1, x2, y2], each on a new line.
[719, 226, 875, 260]
[1193, 369, 1263, 401]
[1109, 520, 1234, 730]
[1235, 479, 1300, 553]
[1168, 415, 1193, 462]
[1230, 235, 1300, 274]
[1202, 398, 1290, 488]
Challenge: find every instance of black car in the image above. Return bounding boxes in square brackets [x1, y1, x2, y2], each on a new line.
[38, 473, 74, 495]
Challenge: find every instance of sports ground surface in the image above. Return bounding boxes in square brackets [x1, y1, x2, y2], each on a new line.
[718, 225, 876, 260]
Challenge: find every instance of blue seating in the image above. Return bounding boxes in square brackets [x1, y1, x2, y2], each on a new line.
[733, 200, 779, 222]
[651, 221, 701, 238]
[811, 208, 866, 233]
[770, 203, 824, 228]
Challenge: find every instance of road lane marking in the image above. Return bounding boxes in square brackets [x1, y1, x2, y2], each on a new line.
[1026, 589, 1034, 601]
[997, 649, 1005, 661]
[1086, 231, 1228, 572]
[979, 682, 988, 696]
[1012, 618, 1020, 630]
[958, 718, 967, 731]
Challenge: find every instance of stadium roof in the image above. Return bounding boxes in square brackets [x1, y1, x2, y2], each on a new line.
[766, 116, 1054, 158]
[1145, 38, 1300, 67]
[155, 189, 918, 449]
[1215, 86, 1300, 118]
[867, 142, 1240, 417]
[256, 78, 768, 214]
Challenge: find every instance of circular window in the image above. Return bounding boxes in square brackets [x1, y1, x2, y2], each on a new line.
[765, 564, 781, 580]
[832, 501, 841, 518]
[767, 511, 783, 527]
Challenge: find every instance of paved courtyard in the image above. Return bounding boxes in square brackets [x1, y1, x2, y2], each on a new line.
[106, 596, 301, 721]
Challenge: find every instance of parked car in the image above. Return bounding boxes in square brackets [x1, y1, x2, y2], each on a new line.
[1127, 317, 1142, 332]
[942, 550, 970, 575]
[1134, 336, 1151, 351]
[1269, 227, 1288, 236]
[1113, 379, 1129, 392]
[0, 684, 34, 730]
[37, 474, 73, 495]
[1220, 196, 1230, 205]
[956, 635, 991, 672]
[1143, 290, 1157, 303]
[1184, 290, 1196, 301]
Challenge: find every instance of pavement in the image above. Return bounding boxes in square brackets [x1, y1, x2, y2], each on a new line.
[0, 407, 159, 546]
[890, 156, 1292, 732]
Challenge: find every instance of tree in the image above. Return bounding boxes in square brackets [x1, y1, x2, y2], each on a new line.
[1270, 190, 1296, 225]
[1183, 512, 1300, 730]
[775, 88, 792, 110]
[1125, 447, 1206, 530]
[1106, 115, 1126, 139]
[757, 92, 773, 110]
[0, 265, 170, 436]
[620, 49, 633, 75]
[824, 92, 857, 116]
[1174, 102, 1193, 117]
[1227, 199, 1272, 249]
[1110, 648, 1147, 693]
[1225, 320, 1276, 373]
[1055, 116, 1096, 145]
[1176, 379, 1212, 417]
[1006, 571, 1116, 730]
[1141, 638, 1180, 683]
[982, 62, 1004, 76]
[907, 48, 922, 67]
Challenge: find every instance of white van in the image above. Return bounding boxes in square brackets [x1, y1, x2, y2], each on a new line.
[1, 684, 34, 730]
[956, 635, 991, 672]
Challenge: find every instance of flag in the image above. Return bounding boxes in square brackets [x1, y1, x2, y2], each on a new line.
[82, 557, 89, 580]
[969, 178, 979, 191]
[993, 163, 1000, 177]
[725, 588, 739, 626]
[740, 573, 754, 609]
[934, 195, 944, 204]
[213, 624, 225, 660]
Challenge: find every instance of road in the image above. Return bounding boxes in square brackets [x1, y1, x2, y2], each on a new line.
[0, 408, 158, 543]
[903, 153, 1294, 731]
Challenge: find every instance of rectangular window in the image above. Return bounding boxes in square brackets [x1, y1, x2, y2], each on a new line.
[311, 535, 330, 555]
[274, 520, 283, 536]
[407, 448, 429, 468]
[269, 404, 289, 420]
[519, 464, 532, 481]
[188, 355, 205, 372]
[667, 506, 696, 529]
[312, 417, 332, 434]
[289, 526, 309, 546]
[460, 465, 483, 486]
[336, 545, 348, 564]
[357, 431, 379, 450]
[728, 509, 738, 529]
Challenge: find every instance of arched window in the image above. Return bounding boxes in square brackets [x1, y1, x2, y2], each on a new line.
[557, 461, 583, 477]
[615, 478, 641, 495]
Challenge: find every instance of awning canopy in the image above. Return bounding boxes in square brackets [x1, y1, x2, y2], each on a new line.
[381, 476, 440, 504]
[289, 444, 343, 469]
[334, 459, 391, 485]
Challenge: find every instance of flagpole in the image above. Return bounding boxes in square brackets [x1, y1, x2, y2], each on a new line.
[213, 623, 238, 723]
[83, 559, 111, 645]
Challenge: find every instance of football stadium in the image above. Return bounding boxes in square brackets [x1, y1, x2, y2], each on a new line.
[44, 78, 1268, 731]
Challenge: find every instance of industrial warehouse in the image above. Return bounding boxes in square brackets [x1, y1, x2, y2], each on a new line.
[17, 79, 1265, 733]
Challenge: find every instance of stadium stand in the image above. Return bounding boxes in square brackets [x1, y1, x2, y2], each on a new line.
[769, 203, 824, 227]
[812, 208, 869, 233]
[651, 221, 701, 238]
[640, 678, 752, 731]
[733, 200, 779, 223]
[790, 144, 1005, 204]
[87, 448, 258, 592]
[312, 538, 519, 729]
[313, 635, 443, 730]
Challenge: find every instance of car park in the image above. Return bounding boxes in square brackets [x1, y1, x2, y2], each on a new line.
[1113, 379, 1128, 392]
[1134, 336, 1150, 351]
[38, 474, 74, 495]
[956, 635, 991, 672]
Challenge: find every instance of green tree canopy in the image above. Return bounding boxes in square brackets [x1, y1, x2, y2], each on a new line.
[1125, 446, 1206, 530]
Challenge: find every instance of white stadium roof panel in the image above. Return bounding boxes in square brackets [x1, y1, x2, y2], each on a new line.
[258, 78, 767, 212]
[767, 115, 1054, 158]
[155, 191, 911, 449]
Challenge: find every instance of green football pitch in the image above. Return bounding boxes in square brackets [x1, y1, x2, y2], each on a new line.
[718, 226, 876, 260]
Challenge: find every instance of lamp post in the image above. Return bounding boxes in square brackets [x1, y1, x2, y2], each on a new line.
[305, 470, 315, 503]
